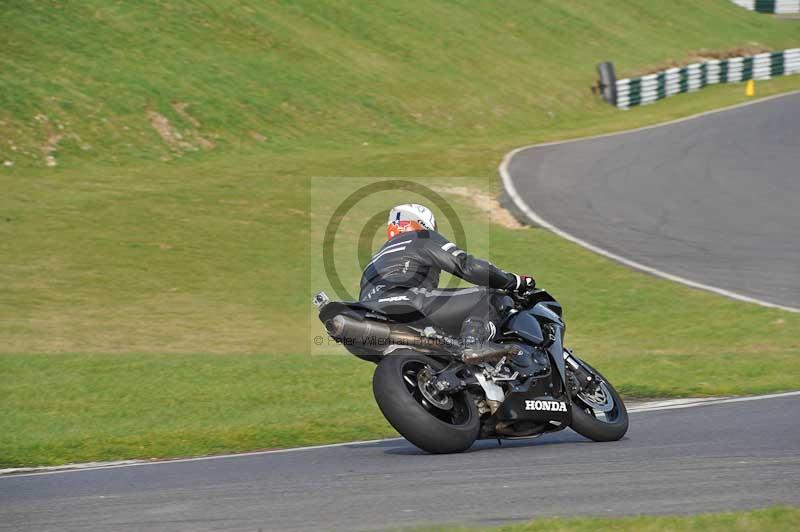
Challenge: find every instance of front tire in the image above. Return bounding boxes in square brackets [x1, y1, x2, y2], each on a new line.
[568, 360, 629, 442]
[372, 351, 480, 454]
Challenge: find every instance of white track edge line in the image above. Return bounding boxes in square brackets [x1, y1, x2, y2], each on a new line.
[3, 391, 798, 479]
[0, 437, 405, 478]
[499, 90, 800, 314]
[627, 390, 800, 412]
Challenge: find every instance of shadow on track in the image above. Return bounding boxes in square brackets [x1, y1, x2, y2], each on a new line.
[383, 430, 593, 455]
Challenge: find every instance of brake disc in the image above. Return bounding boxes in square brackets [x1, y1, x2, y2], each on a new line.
[577, 381, 614, 413]
[417, 367, 454, 410]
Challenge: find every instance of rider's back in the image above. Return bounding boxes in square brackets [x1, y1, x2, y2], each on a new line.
[359, 230, 448, 300]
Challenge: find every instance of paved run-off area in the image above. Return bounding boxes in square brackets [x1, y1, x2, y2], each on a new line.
[1, 394, 798, 531]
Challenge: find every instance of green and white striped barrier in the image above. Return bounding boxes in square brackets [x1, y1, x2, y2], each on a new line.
[732, 0, 800, 13]
[615, 48, 800, 109]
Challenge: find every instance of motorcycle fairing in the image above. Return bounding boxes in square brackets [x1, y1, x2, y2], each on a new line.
[504, 311, 545, 344]
[489, 374, 571, 426]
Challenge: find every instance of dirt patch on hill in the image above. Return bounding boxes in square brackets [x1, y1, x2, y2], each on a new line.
[625, 43, 772, 77]
[42, 132, 64, 167]
[148, 111, 194, 152]
[34, 113, 66, 167]
[147, 106, 215, 156]
[434, 186, 525, 230]
[172, 101, 201, 128]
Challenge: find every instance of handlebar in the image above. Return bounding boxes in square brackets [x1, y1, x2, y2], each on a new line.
[506, 287, 552, 310]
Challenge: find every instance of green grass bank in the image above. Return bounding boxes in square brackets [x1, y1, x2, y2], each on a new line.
[1, 1, 799, 466]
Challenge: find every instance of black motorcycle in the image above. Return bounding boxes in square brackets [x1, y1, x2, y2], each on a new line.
[313, 287, 628, 453]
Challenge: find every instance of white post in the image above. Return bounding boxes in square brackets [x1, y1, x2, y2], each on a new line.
[616, 79, 631, 109]
[706, 60, 721, 84]
[640, 74, 658, 105]
[753, 53, 771, 80]
[665, 68, 680, 96]
[727, 57, 744, 83]
[687, 63, 702, 91]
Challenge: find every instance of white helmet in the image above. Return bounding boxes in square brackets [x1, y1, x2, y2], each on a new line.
[387, 203, 436, 239]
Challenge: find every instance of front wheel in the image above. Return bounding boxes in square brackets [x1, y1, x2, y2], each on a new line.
[372, 351, 480, 454]
[567, 357, 628, 442]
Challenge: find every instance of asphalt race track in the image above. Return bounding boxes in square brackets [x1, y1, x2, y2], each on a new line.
[503, 92, 800, 310]
[1, 395, 799, 531]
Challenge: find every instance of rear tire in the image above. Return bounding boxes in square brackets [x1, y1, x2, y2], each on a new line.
[568, 361, 628, 442]
[372, 351, 479, 454]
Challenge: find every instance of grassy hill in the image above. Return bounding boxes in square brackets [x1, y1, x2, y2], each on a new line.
[2, 0, 799, 168]
[1, 1, 799, 466]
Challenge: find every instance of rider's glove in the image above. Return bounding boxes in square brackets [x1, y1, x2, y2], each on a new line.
[513, 274, 536, 293]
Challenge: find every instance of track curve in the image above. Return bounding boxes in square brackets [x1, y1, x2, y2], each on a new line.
[502, 92, 800, 311]
[1, 395, 799, 531]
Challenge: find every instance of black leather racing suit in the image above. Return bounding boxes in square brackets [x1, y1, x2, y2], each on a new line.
[359, 230, 521, 343]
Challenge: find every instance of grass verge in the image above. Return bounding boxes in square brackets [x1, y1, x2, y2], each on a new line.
[412, 506, 800, 532]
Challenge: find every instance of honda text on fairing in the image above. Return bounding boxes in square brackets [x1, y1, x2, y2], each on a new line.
[312, 285, 628, 454]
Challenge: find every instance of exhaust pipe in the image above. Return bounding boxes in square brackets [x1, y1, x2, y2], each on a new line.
[325, 315, 446, 350]
[325, 315, 520, 361]
[462, 346, 521, 366]
[325, 315, 391, 344]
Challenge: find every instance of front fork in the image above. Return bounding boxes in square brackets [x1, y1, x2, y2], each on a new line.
[563, 349, 595, 393]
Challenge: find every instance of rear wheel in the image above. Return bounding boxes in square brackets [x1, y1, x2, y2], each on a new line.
[568, 358, 628, 442]
[372, 351, 479, 454]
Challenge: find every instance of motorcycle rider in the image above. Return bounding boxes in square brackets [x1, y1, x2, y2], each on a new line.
[359, 203, 535, 357]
